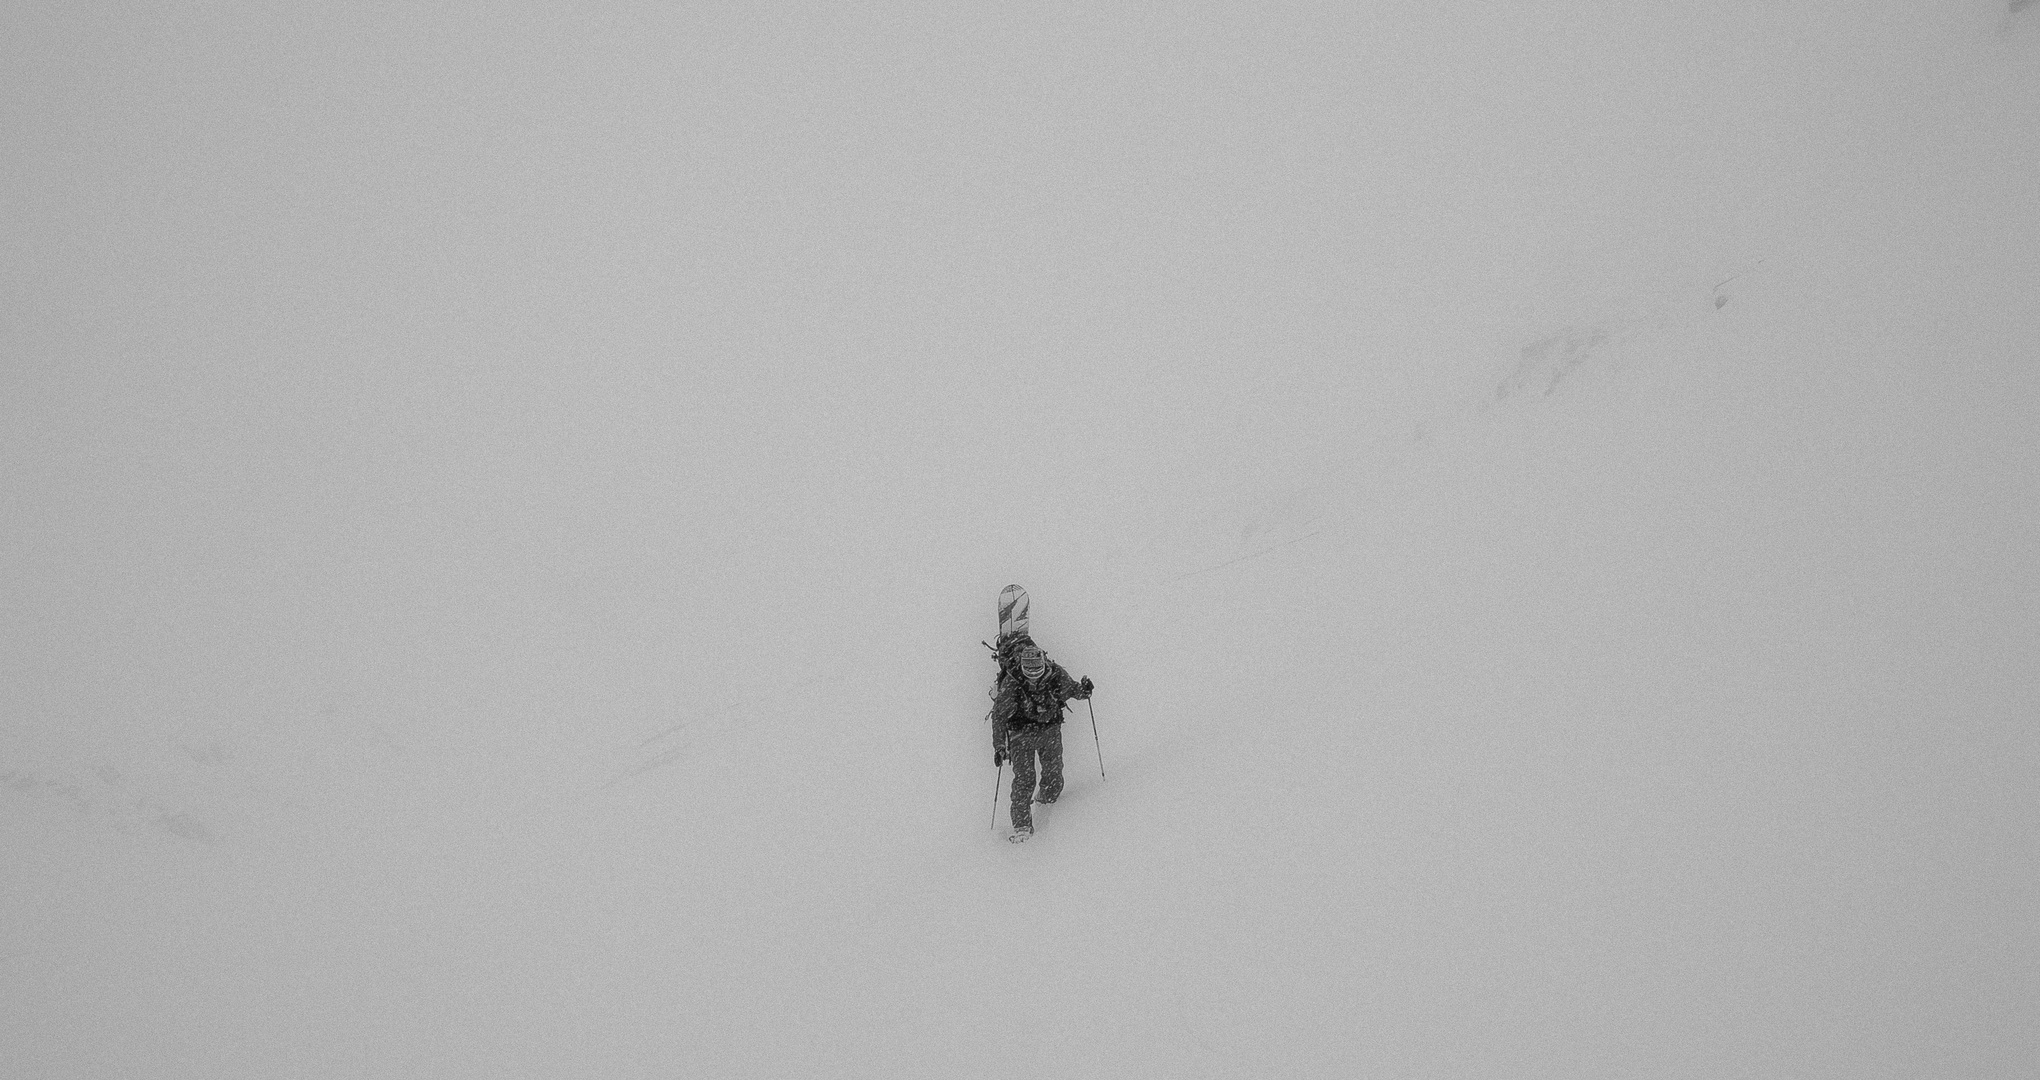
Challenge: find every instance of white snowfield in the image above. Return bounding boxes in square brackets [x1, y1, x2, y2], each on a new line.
[5, 5, 2037, 1079]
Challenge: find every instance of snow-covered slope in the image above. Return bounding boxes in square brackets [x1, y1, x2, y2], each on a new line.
[7, 4, 2038, 1078]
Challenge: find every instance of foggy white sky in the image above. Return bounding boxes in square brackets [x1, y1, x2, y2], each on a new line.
[5, 3, 2038, 1077]
[10, 2, 2031, 685]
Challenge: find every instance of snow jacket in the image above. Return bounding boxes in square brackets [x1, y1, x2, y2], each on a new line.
[992, 663, 1088, 755]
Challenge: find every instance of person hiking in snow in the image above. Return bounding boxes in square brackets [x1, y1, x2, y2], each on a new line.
[992, 642, 1092, 840]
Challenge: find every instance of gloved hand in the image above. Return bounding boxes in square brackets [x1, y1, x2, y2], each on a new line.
[1080, 676, 1094, 698]
[994, 750, 1006, 767]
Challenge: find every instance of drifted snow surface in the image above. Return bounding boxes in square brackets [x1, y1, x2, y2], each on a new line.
[6, 5, 2039, 1078]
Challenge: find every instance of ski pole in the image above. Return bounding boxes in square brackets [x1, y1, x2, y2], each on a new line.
[991, 752, 1005, 830]
[1088, 698, 1105, 781]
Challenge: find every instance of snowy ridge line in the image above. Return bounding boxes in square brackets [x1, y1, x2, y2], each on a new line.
[597, 673, 832, 792]
[1122, 280, 1703, 590]
[1169, 529, 1323, 582]
[3, 763, 228, 845]
[1104, 269, 1771, 603]
[1167, 268, 1772, 584]
[599, 707, 740, 790]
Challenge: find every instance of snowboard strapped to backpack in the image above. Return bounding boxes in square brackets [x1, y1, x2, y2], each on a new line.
[985, 584, 1070, 724]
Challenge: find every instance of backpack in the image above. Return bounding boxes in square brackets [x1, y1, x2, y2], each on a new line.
[987, 632, 1036, 698]
[1008, 675, 1067, 725]
[988, 635, 1067, 725]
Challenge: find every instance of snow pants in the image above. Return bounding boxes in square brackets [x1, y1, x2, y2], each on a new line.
[1005, 723, 1064, 832]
